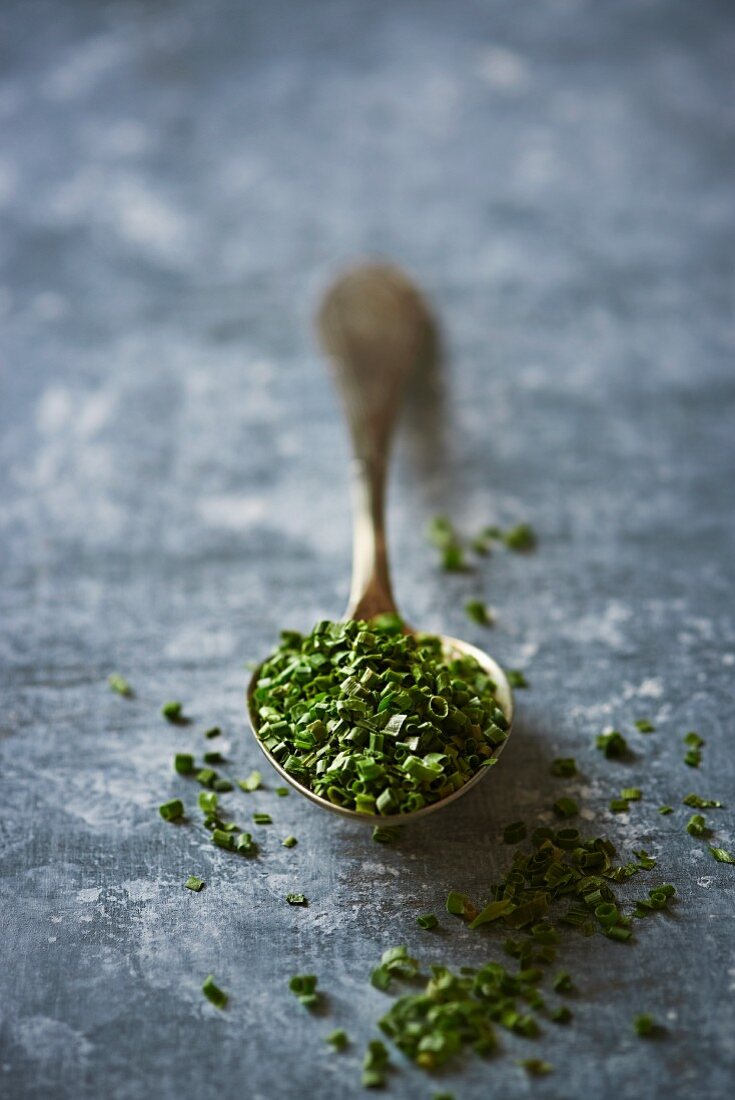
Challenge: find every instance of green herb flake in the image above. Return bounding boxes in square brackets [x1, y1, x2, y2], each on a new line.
[372, 826, 399, 844]
[550, 757, 577, 777]
[503, 523, 537, 552]
[253, 812, 272, 825]
[518, 1058, 552, 1076]
[213, 778, 233, 792]
[286, 893, 307, 905]
[609, 798, 629, 813]
[289, 973, 319, 1008]
[596, 730, 628, 759]
[174, 753, 195, 775]
[159, 799, 184, 822]
[108, 674, 133, 697]
[203, 751, 225, 765]
[202, 975, 228, 1009]
[634, 719, 655, 732]
[658, 805, 674, 815]
[506, 669, 529, 689]
[620, 787, 641, 801]
[633, 849, 657, 869]
[503, 821, 527, 844]
[325, 1029, 349, 1051]
[198, 790, 218, 814]
[195, 768, 217, 788]
[465, 599, 493, 626]
[276, 787, 290, 797]
[238, 770, 262, 792]
[185, 875, 205, 892]
[204, 726, 221, 739]
[161, 700, 184, 723]
[709, 847, 735, 864]
[416, 913, 438, 930]
[282, 835, 298, 848]
[683, 793, 724, 809]
[633, 1013, 659, 1038]
[685, 813, 710, 838]
[553, 797, 579, 819]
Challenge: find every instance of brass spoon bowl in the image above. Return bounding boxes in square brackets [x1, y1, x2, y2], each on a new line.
[247, 264, 514, 825]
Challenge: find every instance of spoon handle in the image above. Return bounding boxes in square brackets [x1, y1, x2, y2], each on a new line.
[316, 263, 434, 621]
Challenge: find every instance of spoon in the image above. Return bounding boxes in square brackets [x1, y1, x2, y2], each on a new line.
[247, 263, 514, 824]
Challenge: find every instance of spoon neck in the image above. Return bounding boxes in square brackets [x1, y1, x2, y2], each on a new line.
[345, 456, 399, 621]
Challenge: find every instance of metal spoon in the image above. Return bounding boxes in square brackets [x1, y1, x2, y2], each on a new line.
[247, 263, 514, 824]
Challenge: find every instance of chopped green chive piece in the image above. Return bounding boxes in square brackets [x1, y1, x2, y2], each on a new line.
[634, 718, 655, 732]
[213, 778, 233, 792]
[609, 798, 629, 813]
[276, 787, 290, 797]
[289, 974, 319, 1008]
[683, 732, 704, 768]
[362, 1039, 390, 1088]
[620, 788, 641, 801]
[685, 813, 711, 838]
[633, 849, 656, 869]
[159, 799, 184, 821]
[203, 751, 225, 765]
[506, 669, 528, 689]
[286, 893, 307, 905]
[503, 821, 527, 844]
[633, 1013, 659, 1037]
[202, 975, 228, 1009]
[198, 790, 218, 814]
[238, 770, 262, 792]
[372, 827, 399, 844]
[204, 726, 221, 739]
[416, 913, 438, 930]
[253, 812, 272, 825]
[185, 875, 205, 892]
[550, 757, 577, 777]
[658, 805, 674, 815]
[108, 673, 133, 697]
[503, 523, 537, 552]
[465, 599, 493, 626]
[553, 971, 575, 994]
[236, 832, 257, 855]
[174, 753, 195, 775]
[212, 829, 236, 850]
[426, 515, 455, 549]
[519, 1058, 552, 1076]
[553, 797, 578, 819]
[441, 543, 466, 571]
[684, 731, 705, 747]
[282, 835, 298, 848]
[196, 768, 217, 788]
[596, 730, 628, 758]
[468, 898, 515, 928]
[709, 847, 735, 863]
[446, 891, 477, 920]
[325, 1029, 349, 1051]
[683, 793, 724, 808]
[161, 700, 184, 723]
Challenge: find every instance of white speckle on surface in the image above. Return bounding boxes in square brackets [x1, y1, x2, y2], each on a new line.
[697, 877, 713, 888]
[43, 35, 124, 100]
[475, 45, 530, 91]
[14, 1016, 93, 1069]
[76, 887, 102, 904]
[197, 495, 267, 530]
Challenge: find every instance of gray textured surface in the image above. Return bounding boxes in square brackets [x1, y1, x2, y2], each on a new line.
[1, 1, 735, 1098]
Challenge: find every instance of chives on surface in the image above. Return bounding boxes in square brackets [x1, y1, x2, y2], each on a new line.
[683, 731, 704, 768]
[709, 847, 735, 863]
[552, 797, 578, 819]
[416, 913, 438, 930]
[289, 974, 319, 1008]
[658, 805, 674, 815]
[683, 794, 723, 808]
[634, 719, 655, 732]
[325, 1029, 349, 1051]
[685, 813, 710, 838]
[373, 827, 399, 844]
[185, 876, 205, 892]
[506, 669, 528, 689]
[518, 1059, 553, 1076]
[633, 1013, 659, 1038]
[253, 813, 272, 825]
[161, 701, 184, 723]
[202, 975, 228, 1009]
[550, 757, 576, 777]
[503, 523, 537, 551]
[159, 799, 184, 821]
[203, 751, 225, 765]
[276, 787, 290, 797]
[595, 730, 628, 759]
[464, 599, 493, 626]
[286, 893, 308, 905]
[108, 674, 133, 697]
[251, 617, 509, 816]
[620, 788, 641, 801]
[282, 836, 298, 848]
[204, 726, 221, 739]
[174, 753, 195, 775]
[238, 770, 262, 792]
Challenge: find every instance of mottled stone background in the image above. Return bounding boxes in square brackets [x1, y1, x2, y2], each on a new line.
[1, 1, 734, 1098]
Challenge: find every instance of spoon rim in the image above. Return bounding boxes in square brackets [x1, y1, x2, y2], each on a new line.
[246, 633, 514, 827]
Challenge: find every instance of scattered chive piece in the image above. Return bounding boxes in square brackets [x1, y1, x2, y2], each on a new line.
[286, 893, 307, 905]
[609, 798, 629, 813]
[253, 812, 272, 825]
[683, 794, 724, 808]
[108, 673, 133, 697]
[174, 753, 195, 775]
[236, 832, 257, 855]
[362, 1039, 390, 1088]
[441, 543, 466, 571]
[506, 669, 528, 689]
[159, 798, 184, 821]
[620, 788, 641, 801]
[683, 732, 704, 768]
[685, 813, 710, 838]
[204, 726, 221, 739]
[551, 1005, 573, 1024]
[550, 757, 577, 777]
[198, 790, 218, 813]
[196, 768, 217, 788]
[203, 751, 225, 765]
[596, 730, 628, 759]
[238, 770, 262, 792]
[202, 975, 228, 1009]
[213, 778, 233, 792]
[325, 1029, 349, 1051]
[212, 829, 236, 850]
[633, 849, 656, 869]
[634, 718, 655, 732]
[446, 891, 477, 920]
[553, 797, 578, 819]
[282, 835, 298, 848]
[633, 1013, 659, 1038]
[553, 971, 574, 994]
[464, 599, 493, 626]
[503, 523, 537, 551]
[658, 805, 674, 815]
[684, 731, 705, 747]
[276, 787, 290, 797]
[518, 1058, 552, 1076]
[185, 875, 205, 892]
[416, 913, 438, 930]
[426, 515, 455, 549]
[161, 701, 184, 723]
[289, 973, 319, 1008]
[503, 821, 527, 844]
[373, 826, 399, 844]
[709, 847, 735, 864]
